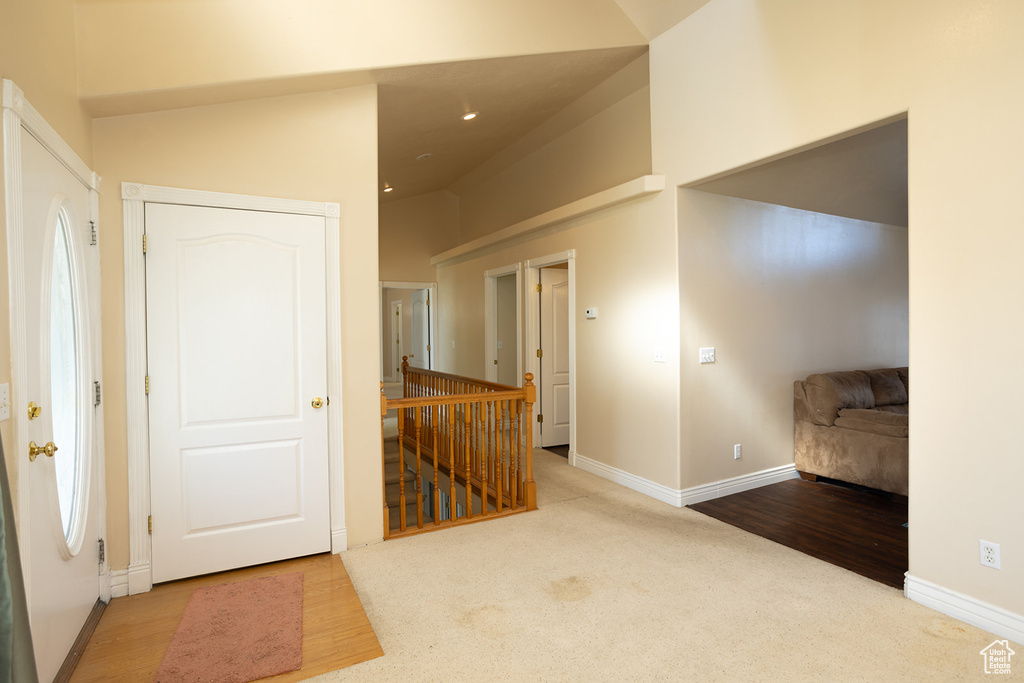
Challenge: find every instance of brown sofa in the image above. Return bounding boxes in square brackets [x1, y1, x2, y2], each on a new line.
[793, 367, 908, 496]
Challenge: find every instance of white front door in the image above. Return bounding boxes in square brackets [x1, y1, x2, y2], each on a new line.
[20, 128, 103, 681]
[145, 203, 331, 583]
[409, 289, 429, 369]
[540, 268, 570, 446]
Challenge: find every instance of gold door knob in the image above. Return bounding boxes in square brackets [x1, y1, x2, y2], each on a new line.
[311, 397, 324, 409]
[29, 441, 58, 462]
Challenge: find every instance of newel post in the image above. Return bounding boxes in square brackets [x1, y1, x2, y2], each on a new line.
[381, 382, 390, 539]
[523, 373, 537, 510]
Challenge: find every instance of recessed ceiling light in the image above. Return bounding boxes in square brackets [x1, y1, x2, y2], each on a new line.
[416, 153, 432, 161]
[462, 112, 478, 121]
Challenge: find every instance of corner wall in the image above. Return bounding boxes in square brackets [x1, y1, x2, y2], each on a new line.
[652, 0, 1024, 620]
[92, 87, 382, 570]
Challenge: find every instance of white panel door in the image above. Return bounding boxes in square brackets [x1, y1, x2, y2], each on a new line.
[146, 203, 330, 583]
[20, 128, 102, 681]
[540, 268, 570, 446]
[409, 289, 429, 369]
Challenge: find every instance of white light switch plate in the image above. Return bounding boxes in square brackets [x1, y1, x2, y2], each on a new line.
[585, 307, 598, 319]
[699, 347, 716, 364]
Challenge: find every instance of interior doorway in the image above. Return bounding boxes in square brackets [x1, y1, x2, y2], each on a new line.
[525, 251, 576, 458]
[379, 281, 437, 381]
[484, 263, 522, 386]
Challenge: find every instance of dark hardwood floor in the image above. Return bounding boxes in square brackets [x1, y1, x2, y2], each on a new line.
[688, 478, 908, 588]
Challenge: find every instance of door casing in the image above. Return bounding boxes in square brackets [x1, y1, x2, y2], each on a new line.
[121, 183, 346, 596]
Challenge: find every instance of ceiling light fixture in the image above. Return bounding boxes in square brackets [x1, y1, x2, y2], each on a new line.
[383, 184, 393, 193]
[416, 153, 433, 161]
[462, 111, 478, 121]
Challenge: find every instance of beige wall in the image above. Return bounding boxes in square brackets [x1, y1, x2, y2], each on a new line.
[678, 190, 908, 485]
[435, 52, 675, 484]
[652, 0, 1024, 616]
[451, 54, 652, 241]
[76, 0, 646, 101]
[92, 87, 382, 568]
[0, 0, 93, 515]
[378, 191, 459, 283]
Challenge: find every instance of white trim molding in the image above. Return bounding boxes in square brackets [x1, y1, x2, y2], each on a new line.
[431, 175, 664, 266]
[122, 182, 346, 593]
[905, 575, 1024, 645]
[573, 451, 798, 508]
[108, 569, 129, 599]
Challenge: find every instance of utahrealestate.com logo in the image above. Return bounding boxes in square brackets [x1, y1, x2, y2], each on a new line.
[980, 640, 1015, 675]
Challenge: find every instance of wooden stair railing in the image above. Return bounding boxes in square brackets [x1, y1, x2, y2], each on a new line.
[381, 358, 537, 539]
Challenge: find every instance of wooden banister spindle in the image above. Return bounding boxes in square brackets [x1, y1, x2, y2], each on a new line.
[432, 404, 440, 526]
[463, 402, 473, 518]
[523, 373, 537, 511]
[448, 404, 457, 520]
[397, 405, 407, 532]
[415, 406, 424, 528]
[496, 400, 504, 513]
[512, 398, 521, 509]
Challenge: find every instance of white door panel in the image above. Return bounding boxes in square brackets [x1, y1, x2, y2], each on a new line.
[410, 289, 429, 369]
[146, 203, 330, 583]
[540, 268, 570, 446]
[20, 127, 102, 682]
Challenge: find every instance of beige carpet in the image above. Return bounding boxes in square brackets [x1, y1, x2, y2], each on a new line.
[312, 450, 1010, 681]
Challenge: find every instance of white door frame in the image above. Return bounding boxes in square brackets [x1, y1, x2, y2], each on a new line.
[122, 182, 346, 595]
[484, 263, 522, 384]
[378, 281, 437, 376]
[389, 300, 403, 383]
[3, 80, 109, 601]
[524, 250, 576, 463]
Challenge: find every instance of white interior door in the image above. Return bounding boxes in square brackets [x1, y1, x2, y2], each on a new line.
[20, 128, 102, 681]
[540, 268, 570, 446]
[409, 289, 429, 369]
[146, 203, 330, 583]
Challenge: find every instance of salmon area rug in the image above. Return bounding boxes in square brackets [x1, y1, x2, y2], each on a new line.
[154, 572, 304, 683]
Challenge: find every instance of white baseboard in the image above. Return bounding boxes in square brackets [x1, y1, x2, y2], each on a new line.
[332, 527, 348, 553]
[572, 451, 798, 508]
[678, 463, 800, 506]
[109, 569, 129, 598]
[905, 574, 1024, 645]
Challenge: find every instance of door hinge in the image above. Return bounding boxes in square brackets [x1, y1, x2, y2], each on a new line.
[90, 221, 98, 246]
[148, 515, 153, 534]
[536, 284, 542, 293]
[93, 381, 102, 406]
[142, 234, 147, 254]
[536, 349, 543, 358]
[145, 376, 150, 395]
[426, 344, 431, 351]
[98, 538, 105, 563]
[537, 414, 544, 423]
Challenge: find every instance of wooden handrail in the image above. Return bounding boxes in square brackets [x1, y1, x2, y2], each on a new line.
[381, 358, 537, 539]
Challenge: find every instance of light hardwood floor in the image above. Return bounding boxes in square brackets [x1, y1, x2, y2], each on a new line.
[72, 553, 383, 681]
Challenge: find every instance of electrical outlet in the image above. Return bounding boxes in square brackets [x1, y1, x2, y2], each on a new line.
[980, 540, 1001, 569]
[733, 444, 742, 460]
[0, 383, 8, 421]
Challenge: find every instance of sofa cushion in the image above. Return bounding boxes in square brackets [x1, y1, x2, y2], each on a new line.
[896, 367, 909, 400]
[866, 368, 908, 406]
[876, 404, 908, 415]
[803, 371, 875, 426]
[835, 408, 909, 438]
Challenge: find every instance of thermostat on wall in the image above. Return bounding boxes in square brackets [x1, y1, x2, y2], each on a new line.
[584, 307, 598, 319]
